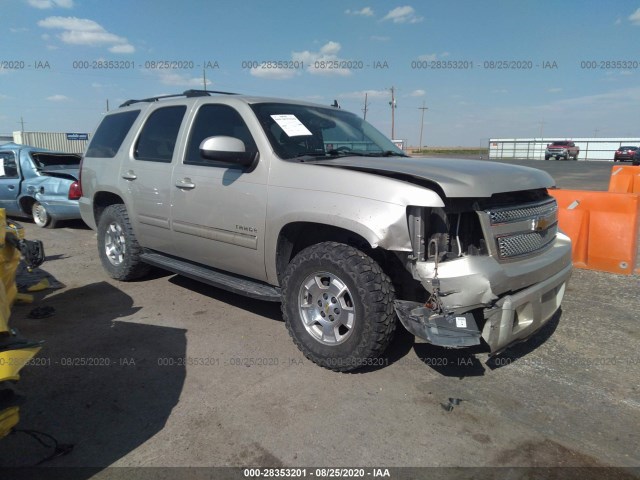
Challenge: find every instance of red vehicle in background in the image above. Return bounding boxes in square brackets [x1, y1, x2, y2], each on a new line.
[613, 146, 638, 162]
[545, 141, 579, 161]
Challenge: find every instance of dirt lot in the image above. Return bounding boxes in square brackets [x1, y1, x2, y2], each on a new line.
[0, 159, 638, 478]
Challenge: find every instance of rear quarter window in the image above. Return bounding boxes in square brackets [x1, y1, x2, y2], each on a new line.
[86, 110, 140, 158]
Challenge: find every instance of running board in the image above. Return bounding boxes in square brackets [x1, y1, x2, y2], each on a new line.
[140, 252, 282, 302]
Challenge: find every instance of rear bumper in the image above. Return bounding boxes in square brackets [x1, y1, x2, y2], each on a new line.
[38, 198, 81, 221]
[79, 197, 97, 230]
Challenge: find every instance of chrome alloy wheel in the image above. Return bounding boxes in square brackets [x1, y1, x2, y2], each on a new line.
[298, 271, 355, 345]
[104, 222, 126, 266]
[32, 202, 49, 227]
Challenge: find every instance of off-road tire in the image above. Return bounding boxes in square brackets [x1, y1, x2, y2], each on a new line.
[281, 242, 396, 372]
[97, 204, 150, 281]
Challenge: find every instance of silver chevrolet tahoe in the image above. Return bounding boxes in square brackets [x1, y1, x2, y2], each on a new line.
[79, 90, 572, 371]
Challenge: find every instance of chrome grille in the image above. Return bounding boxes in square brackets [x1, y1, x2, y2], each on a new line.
[479, 198, 559, 260]
[488, 199, 557, 225]
[497, 224, 558, 259]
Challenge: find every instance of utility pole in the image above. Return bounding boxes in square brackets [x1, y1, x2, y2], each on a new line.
[418, 100, 428, 150]
[203, 69, 207, 91]
[362, 92, 369, 120]
[106, 99, 110, 112]
[593, 128, 600, 138]
[389, 86, 396, 139]
[538, 120, 546, 139]
[20, 117, 25, 134]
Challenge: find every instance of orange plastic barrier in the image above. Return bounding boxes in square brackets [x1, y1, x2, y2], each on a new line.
[548, 189, 640, 275]
[609, 165, 640, 194]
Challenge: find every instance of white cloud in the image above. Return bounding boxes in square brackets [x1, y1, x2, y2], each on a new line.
[382, 6, 423, 24]
[38, 16, 134, 53]
[417, 52, 449, 61]
[47, 94, 69, 102]
[548, 88, 562, 93]
[417, 53, 437, 61]
[10, 27, 29, 33]
[109, 43, 134, 53]
[250, 68, 299, 80]
[629, 8, 640, 25]
[370, 35, 390, 42]
[292, 41, 352, 76]
[345, 7, 374, 16]
[409, 89, 426, 97]
[149, 70, 210, 88]
[28, 0, 74, 9]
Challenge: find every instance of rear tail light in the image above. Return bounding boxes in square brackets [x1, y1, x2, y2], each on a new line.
[77, 156, 84, 197]
[68, 181, 82, 200]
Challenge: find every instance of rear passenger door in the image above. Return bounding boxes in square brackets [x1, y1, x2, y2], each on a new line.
[170, 103, 268, 281]
[121, 104, 187, 255]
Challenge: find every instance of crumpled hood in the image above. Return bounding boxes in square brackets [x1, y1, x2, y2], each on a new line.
[312, 156, 555, 198]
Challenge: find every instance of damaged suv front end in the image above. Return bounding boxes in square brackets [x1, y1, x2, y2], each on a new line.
[302, 150, 572, 356]
[397, 186, 572, 354]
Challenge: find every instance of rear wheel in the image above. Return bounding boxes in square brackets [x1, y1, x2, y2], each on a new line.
[32, 201, 56, 228]
[281, 242, 396, 372]
[97, 204, 150, 280]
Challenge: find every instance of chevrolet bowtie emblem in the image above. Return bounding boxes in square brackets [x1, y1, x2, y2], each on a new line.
[531, 215, 552, 231]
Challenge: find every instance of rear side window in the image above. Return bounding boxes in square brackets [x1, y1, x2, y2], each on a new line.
[86, 110, 140, 158]
[134, 106, 186, 163]
[0, 151, 18, 178]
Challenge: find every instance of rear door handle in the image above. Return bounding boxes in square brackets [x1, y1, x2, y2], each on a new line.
[175, 178, 196, 190]
[122, 171, 137, 181]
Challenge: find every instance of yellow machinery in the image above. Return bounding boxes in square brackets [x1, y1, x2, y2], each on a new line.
[0, 209, 45, 439]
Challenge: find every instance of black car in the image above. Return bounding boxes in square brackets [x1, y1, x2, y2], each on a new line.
[632, 148, 640, 166]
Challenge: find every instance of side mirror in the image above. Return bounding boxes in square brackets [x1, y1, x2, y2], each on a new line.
[199, 136, 259, 168]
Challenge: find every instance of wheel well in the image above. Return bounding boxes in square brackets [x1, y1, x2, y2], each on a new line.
[93, 192, 125, 224]
[275, 222, 422, 300]
[19, 196, 36, 215]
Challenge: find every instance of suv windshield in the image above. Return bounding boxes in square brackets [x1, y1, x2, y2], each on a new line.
[250, 102, 406, 160]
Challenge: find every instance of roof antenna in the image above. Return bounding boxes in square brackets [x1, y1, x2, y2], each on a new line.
[331, 99, 341, 109]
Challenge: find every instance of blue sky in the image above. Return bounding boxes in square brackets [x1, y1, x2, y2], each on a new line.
[1, 0, 639, 146]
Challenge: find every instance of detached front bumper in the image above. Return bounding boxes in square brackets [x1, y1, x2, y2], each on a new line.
[394, 262, 571, 353]
[394, 232, 573, 353]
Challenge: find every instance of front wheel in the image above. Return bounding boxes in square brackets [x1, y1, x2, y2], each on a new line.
[97, 204, 150, 280]
[281, 242, 396, 372]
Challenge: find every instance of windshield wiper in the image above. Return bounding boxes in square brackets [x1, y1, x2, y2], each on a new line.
[378, 150, 408, 157]
[326, 149, 368, 157]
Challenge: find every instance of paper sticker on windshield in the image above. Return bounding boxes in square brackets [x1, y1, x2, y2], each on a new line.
[271, 114, 312, 137]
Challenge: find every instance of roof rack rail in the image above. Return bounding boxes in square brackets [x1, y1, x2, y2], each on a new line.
[183, 89, 239, 97]
[120, 89, 239, 107]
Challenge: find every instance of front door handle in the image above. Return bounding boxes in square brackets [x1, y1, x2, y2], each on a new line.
[122, 171, 137, 181]
[175, 178, 196, 190]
